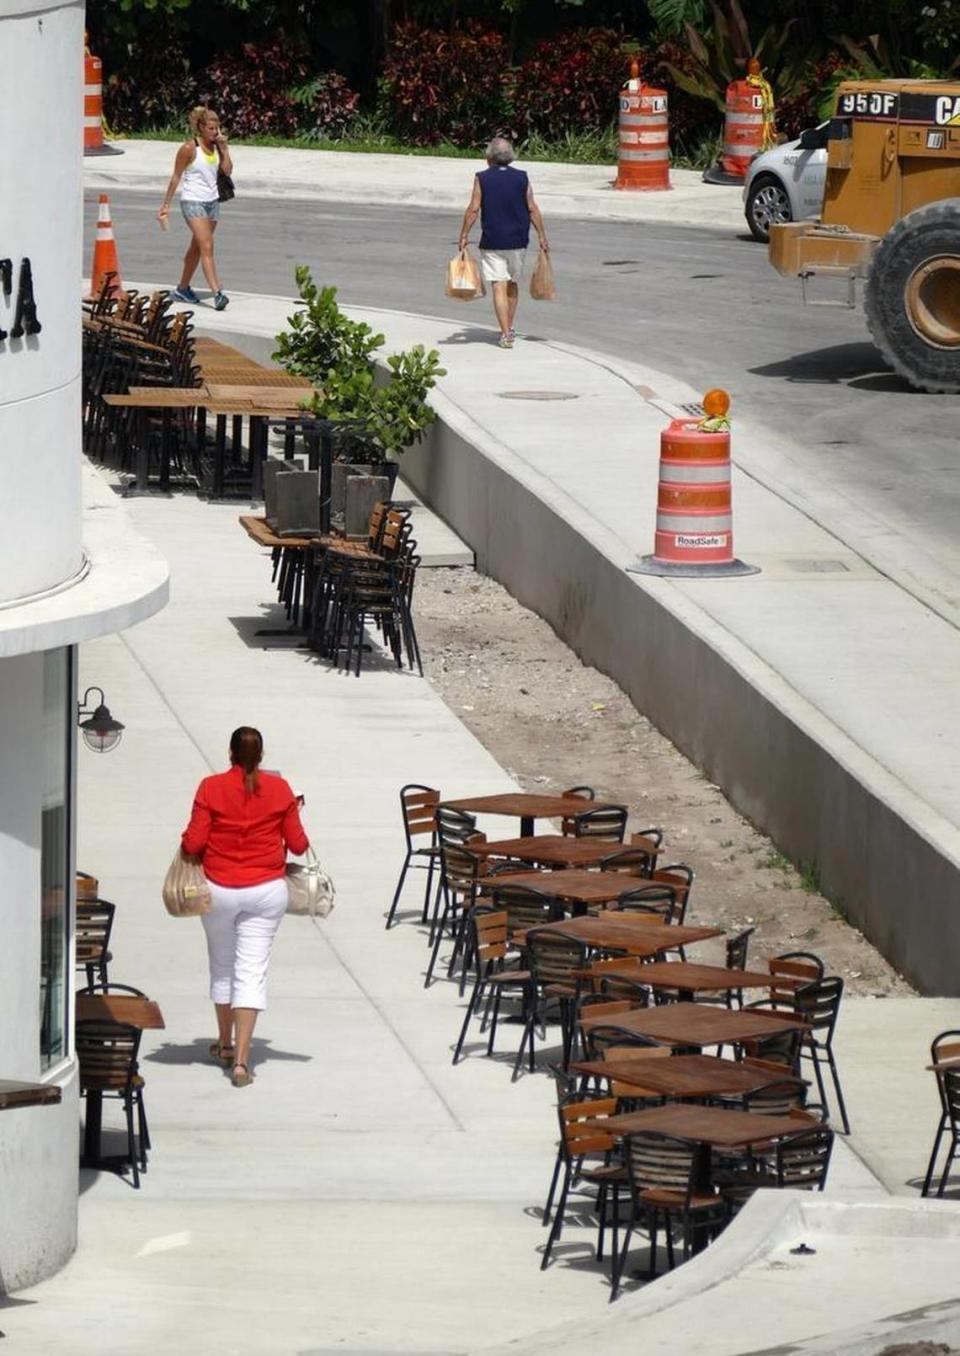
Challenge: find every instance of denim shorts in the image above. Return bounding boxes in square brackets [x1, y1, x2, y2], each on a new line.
[181, 199, 220, 222]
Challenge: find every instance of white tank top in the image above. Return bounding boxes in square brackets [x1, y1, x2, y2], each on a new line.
[180, 141, 219, 202]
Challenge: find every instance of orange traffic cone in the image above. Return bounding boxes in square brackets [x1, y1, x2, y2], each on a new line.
[89, 194, 123, 300]
[629, 389, 760, 578]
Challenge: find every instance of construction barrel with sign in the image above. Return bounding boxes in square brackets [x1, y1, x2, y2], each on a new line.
[768, 79, 960, 392]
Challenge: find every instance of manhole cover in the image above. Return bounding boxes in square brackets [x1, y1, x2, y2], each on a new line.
[498, 390, 580, 401]
[786, 559, 850, 574]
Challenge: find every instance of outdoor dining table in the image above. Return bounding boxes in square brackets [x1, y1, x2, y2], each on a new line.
[477, 867, 652, 913]
[466, 833, 660, 871]
[578, 1002, 807, 1049]
[569, 1053, 806, 1100]
[0, 1080, 62, 1111]
[515, 914, 722, 957]
[583, 1102, 814, 1149]
[440, 793, 616, 839]
[598, 959, 802, 1002]
[77, 993, 165, 1168]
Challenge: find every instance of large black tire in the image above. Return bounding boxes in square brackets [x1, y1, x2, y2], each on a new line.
[745, 174, 792, 243]
[864, 198, 960, 392]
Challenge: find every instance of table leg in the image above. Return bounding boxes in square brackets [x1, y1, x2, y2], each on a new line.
[81, 1090, 103, 1165]
[520, 816, 534, 838]
[213, 415, 226, 499]
[319, 428, 332, 534]
[134, 410, 150, 492]
[284, 418, 296, 461]
[159, 409, 172, 494]
[231, 415, 244, 469]
[250, 416, 266, 502]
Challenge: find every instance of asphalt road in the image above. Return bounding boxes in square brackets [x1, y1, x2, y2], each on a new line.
[84, 191, 960, 614]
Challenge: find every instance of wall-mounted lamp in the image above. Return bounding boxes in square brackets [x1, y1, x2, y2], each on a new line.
[77, 686, 125, 753]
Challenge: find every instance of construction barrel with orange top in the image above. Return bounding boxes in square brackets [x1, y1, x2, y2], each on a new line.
[629, 390, 759, 578]
[614, 60, 670, 192]
[721, 57, 777, 179]
[83, 33, 103, 152]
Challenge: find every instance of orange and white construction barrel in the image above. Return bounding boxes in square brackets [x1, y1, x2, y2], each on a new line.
[628, 390, 759, 578]
[614, 61, 670, 192]
[721, 60, 776, 179]
[84, 36, 104, 153]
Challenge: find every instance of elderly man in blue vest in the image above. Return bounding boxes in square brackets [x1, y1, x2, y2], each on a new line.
[458, 136, 550, 349]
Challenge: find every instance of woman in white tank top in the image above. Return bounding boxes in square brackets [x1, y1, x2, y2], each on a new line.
[158, 105, 234, 310]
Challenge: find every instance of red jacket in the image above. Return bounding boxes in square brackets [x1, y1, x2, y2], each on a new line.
[181, 765, 309, 888]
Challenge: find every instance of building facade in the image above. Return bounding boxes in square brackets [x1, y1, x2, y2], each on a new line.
[0, 0, 168, 1287]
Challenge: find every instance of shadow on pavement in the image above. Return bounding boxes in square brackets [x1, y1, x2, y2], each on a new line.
[144, 1037, 312, 1066]
[749, 341, 913, 391]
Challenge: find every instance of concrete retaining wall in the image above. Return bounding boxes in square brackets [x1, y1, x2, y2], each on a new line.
[399, 401, 960, 996]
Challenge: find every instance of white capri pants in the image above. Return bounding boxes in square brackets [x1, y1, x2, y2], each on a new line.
[201, 876, 288, 1010]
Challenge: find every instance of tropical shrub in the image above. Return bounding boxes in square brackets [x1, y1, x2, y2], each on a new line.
[512, 28, 626, 140]
[198, 39, 306, 138]
[381, 22, 510, 146]
[274, 266, 445, 462]
[102, 38, 197, 132]
[291, 72, 361, 141]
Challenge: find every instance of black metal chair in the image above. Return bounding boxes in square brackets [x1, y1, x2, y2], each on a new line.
[452, 909, 531, 1066]
[513, 928, 590, 1080]
[794, 976, 849, 1134]
[921, 1031, 960, 1197]
[424, 835, 485, 988]
[76, 1019, 148, 1188]
[610, 1131, 726, 1299]
[567, 805, 629, 842]
[75, 898, 116, 989]
[385, 783, 439, 930]
[541, 1091, 626, 1272]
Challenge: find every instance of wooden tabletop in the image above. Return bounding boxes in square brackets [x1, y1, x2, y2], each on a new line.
[467, 834, 659, 869]
[479, 868, 634, 906]
[0, 1080, 63, 1111]
[104, 390, 205, 409]
[441, 793, 614, 820]
[520, 915, 722, 956]
[584, 1102, 814, 1148]
[579, 1003, 805, 1047]
[76, 994, 166, 1030]
[202, 372, 313, 389]
[624, 961, 794, 993]
[929, 1058, 960, 1074]
[568, 1053, 805, 1099]
[204, 384, 317, 406]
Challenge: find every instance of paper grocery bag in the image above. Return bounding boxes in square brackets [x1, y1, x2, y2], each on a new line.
[445, 249, 484, 301]
[530, 250, 556, 301]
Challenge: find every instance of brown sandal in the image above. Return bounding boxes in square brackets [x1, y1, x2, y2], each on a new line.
[231, 1062, 253, 1088]
[209, 1042, 234, 1065]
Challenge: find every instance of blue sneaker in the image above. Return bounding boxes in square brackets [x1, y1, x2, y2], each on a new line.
[170, 285, 199, 304]
[213, 291, 230, 311]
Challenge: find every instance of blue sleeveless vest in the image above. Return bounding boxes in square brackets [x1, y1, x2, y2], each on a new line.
[478, 166, 530, 250]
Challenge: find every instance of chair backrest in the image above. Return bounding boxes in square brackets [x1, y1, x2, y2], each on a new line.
[560, 786, 595, 834]
[768, 952, 824, 1007]
[568, 805, 628, 842]
[436, 805, 477, 848]
[943, 1069, 960, 1129]
[491, 884, 564, 934]
[601, 1042, 670, 1098]
[75, 899, 116, 966]
[526, 928, 589, 989]
[613, 884, 679, 924]
[399, 783, 439, 848]
[648, 864, 693, 922]
[76, 871, 99, 901]
[725, 927, 755, 971]
[624, 1131, 701, 1199]
[931, 1029, 960, 1068]
[75, 1020, 141, 1092]
[742, 1079, 808, 1117]
[776, 1126, 835, 1190]
[558, 1095, 618, 1163]
[441, 840, 484, 894]
[739, 1009, 804, 1069]
[599, 847, 656, 877]
[583, 1022, 659, 1061]
[471, 908, 510, 973]
[794, 976, 844, 1039]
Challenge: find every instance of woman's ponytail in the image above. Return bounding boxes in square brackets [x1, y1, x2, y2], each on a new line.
[229, 726, 263, 794]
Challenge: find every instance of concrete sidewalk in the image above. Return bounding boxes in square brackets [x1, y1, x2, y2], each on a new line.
[86, 138, 746, 231]
[12, 465, 956, 1356]
[171, 287, 960, 994]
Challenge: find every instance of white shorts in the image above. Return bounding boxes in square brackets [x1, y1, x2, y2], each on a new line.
[480, 249, 526, 284]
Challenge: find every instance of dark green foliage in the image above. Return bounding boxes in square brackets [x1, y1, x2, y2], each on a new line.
[381, 22, 511, 146]
[198, 39, 306, 138]
[512, 28, 627, 139]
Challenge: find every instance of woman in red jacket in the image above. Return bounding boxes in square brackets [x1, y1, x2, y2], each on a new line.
[181, 727, 309, 1087]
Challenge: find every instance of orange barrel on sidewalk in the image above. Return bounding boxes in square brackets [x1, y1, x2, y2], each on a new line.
[721, 58, 776, 179]
[84, 34, 104, 152]
[628, 390, 759, 578]
[614, 60, 670, 192]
